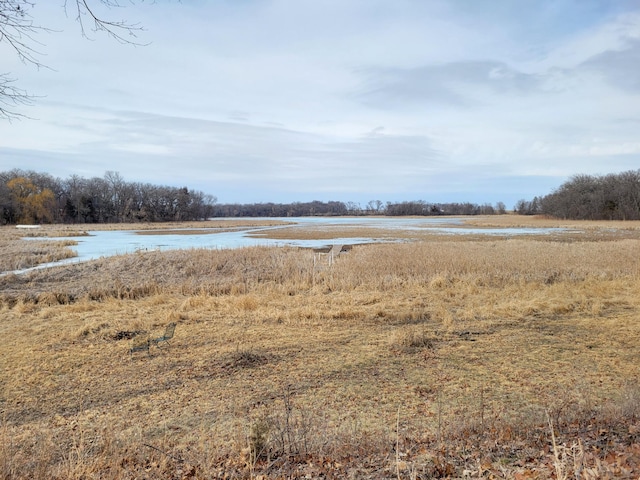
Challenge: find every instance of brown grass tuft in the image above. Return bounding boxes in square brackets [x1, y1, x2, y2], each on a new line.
[2, 220, 640, 477]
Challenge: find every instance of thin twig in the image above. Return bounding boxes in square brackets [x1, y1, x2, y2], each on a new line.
[546, 411, 567, 480]
[143, 443, 186, 463]
[396, 406, 402, 480]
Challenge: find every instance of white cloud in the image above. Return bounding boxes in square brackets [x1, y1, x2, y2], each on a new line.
[1, 0, 640, 207]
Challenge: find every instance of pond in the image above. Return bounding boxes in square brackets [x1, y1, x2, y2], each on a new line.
[16, 217, 569, 274]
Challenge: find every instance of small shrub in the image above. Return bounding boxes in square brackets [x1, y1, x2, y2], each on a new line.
[249, 418, 271, 462]
[224, 348, 270, 370]
[392, 326, 437, 352]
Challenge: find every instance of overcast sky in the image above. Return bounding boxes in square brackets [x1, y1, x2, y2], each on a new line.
[1, 0, 640, 207]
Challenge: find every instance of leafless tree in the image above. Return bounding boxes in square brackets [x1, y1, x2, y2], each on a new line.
[1, 169, 217, 224]
[540, 170, 640, 220]
[0, 0, 146, 119]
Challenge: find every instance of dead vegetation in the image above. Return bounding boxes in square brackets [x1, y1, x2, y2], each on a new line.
[1, 220, 640, 478]
[0, 227, 78, 273]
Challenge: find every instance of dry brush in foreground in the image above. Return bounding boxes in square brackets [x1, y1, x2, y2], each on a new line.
[1, 234, 640, 478]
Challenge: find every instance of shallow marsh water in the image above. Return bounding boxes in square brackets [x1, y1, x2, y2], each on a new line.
[16, 217, 567, 273]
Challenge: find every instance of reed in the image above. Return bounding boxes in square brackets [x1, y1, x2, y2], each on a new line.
[0, 237, 77, 273]
[1, 221, 640, 477]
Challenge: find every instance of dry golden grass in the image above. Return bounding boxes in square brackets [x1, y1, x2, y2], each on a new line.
[0, 227, 78, 273]
[249, 214, 640, 242]
[1, 219, 640, 478]
[464, 213, 640, 231]
[44, 219, 291, 232]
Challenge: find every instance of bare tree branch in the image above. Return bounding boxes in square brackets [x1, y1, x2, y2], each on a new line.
[0, 73, 33, 121]
[0, 0, 47, 66]
[64, 0, 147, 44]
[0, 0, 149, 119]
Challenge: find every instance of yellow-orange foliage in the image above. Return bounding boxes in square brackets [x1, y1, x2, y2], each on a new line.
[7, 176, 55, 224]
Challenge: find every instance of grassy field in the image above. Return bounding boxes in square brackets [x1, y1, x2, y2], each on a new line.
[1, 217, 640, 478]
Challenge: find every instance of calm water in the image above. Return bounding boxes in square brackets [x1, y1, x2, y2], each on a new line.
[13, 217, 568, 274]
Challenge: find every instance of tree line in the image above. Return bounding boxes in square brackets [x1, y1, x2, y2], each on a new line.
[0, 170, 217, 224]
[516, 169, 640, 220]
[9, 167, 639, 224]
[0, 169, 511, 224]
[211, 200, 507, 217]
